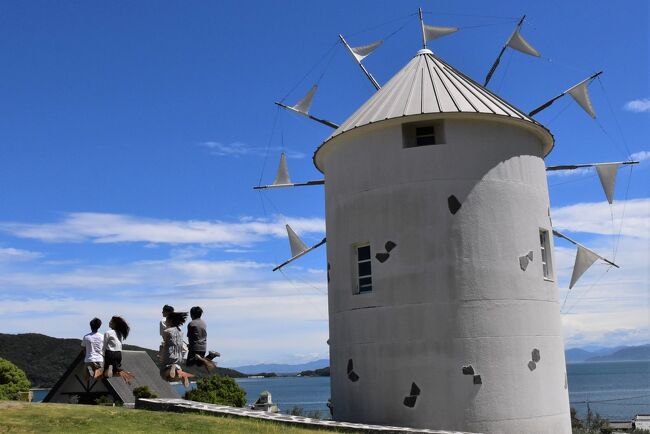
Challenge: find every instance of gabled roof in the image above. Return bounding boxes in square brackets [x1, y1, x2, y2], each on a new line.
[314, 49, 553, 170]
[43, 350, 179, 404]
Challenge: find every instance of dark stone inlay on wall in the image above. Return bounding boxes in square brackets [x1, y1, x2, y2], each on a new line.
[327, 263, 330, 283]
[403, 395, 417, 408]
[403, 382, 420, 408]
[462, 365, 475, 375]
[347, 358, 359, 382]
[532, 348, 540, 363]
[519, 251, 533, 271]
[528, 361, 537, 371]
[375, 253, 390, 263]
[448, 195, 461, 215]
[519, 255, 529, 271]
[473, 375, 482, 385]
[385, 241, 396, 252]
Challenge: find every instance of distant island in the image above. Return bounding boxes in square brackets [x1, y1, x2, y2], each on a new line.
[231, 358, 329, 375]
[298, 367, 330, 377]
[565, 344, 650, 363]
[0, 333, 245, 387]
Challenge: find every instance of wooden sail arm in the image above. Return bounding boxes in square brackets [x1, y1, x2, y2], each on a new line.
[546, 161, 639, 171]
[274, 102, 339, 129]
[253, 180, 324, 190]
[529, 71, 603, 117]
[339, 34, 381, 91]
[273, 238, 327, 272]
[552, 230, 619, 268]
[484, 15, 526, 87]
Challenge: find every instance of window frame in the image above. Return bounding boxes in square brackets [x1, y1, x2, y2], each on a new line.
[539, 229, 553, 281]
[402, 120, 445, 149]
[354, 243, 373, 294]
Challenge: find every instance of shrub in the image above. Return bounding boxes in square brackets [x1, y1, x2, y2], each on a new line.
[184, 375, 246, 407]
[0, 358, 31, 400]
[133, 385, 158, 399]
[94, 395, 114, 406]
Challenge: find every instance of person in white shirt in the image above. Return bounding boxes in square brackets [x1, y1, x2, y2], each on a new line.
[103, 316, 130, 379]
[81, 318, 104, 380]
[160, 311, 193, 387]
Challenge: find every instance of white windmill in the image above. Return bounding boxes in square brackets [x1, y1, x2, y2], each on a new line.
[254, 8, 638, 433]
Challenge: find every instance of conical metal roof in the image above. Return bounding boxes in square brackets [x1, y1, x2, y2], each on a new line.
[315, 49, 553, 169]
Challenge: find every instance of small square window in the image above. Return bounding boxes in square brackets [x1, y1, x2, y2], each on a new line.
[403, 121, 444, 148]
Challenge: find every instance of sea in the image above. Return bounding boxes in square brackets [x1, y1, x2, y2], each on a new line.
[32, 361, 650, 422]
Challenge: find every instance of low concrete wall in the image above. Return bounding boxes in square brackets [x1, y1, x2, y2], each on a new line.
[135, 398, 479, 433]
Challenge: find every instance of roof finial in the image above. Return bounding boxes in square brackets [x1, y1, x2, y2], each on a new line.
[418, 7, 427, 49]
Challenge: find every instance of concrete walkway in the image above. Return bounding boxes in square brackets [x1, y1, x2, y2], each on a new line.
[135, 398, 477, 433]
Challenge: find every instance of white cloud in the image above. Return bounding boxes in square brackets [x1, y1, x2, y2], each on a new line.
[630, 150, 650, 162]
[552, 198, 650, 238]
[200, 142, 305, 159]
[0, 213, 325, 246]
[0, 247, 42, 262]
[553, 210, 650, 348]
[623, 98, 650, 113]
[0, 255, 328, 366]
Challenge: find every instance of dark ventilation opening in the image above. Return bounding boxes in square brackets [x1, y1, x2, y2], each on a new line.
[403, 121, 444, 148]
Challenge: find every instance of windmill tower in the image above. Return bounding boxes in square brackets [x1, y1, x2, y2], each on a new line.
[313, 45, 570, 432]
[261, 9, 635, 434]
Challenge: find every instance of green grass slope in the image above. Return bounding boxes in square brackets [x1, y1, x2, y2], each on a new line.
[0, 402, 342, 433]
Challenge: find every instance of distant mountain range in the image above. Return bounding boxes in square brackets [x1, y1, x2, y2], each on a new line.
[565, 344, 650, 362]
[0, 333, 245, 387]
[230, 358, 329, 375]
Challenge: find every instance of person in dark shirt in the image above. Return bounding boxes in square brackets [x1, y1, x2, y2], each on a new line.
[186, 306, 219, 372]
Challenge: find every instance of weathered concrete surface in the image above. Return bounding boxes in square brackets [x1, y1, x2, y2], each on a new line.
[135, 398, 479, 433]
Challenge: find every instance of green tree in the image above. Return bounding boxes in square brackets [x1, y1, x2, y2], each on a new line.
[184, 375, 246, 407]
[0, 358, 31, 400]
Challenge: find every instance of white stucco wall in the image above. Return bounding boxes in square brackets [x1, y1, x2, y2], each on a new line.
[317, 115, 571, 433]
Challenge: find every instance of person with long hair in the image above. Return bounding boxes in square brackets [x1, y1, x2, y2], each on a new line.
[160, 311, 193, 387]
[103, 316, 134, 383]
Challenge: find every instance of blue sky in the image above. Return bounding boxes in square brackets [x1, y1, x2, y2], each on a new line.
[0, 1, 648, 366]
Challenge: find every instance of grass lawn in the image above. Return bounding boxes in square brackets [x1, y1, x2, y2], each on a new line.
[0, 401, 344, 433]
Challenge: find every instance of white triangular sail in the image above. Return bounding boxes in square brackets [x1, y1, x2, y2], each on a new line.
[350, 40, 383, 63]
[292, 85, 318, 115]
[507, 28, 540, 57]
[286, 224, 308, 257]
[567, 78, 597, 118]
[423, 24, 458, 41]
[595, 163, 621, 204]
[569, 245, 602, 289]
[273, 153, 291, 185]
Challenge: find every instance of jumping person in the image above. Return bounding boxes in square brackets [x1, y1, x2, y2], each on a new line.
[158, 305, 174, 361]
[186, 306, 218, 372]
[81, 317, 104, 380]
[103, 316, 133, 384]
[160, 311, 193, 387]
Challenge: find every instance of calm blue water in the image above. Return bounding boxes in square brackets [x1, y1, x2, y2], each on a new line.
[32, 361, 650, 421]
[568, 361, 650, 421]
